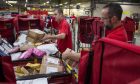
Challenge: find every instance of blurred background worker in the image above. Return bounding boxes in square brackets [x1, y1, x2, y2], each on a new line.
[42, 8, 72, 53]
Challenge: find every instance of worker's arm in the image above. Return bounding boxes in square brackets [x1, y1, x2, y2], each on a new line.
[42, 33, 66, 41]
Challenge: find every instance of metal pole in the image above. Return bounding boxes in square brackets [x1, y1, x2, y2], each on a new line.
[90, 0, 96, 16]
[17, 1, 20, 13]
[69, 0, 71, 16]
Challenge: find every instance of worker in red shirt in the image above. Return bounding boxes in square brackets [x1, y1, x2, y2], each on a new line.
[102, 3, 128, 42]
[70, 13, 77, 31]
[62, 3, 128, 62]
[70, 13, 76, 20]
[42, 8, 72, 53]
[62, 3, 128, 84]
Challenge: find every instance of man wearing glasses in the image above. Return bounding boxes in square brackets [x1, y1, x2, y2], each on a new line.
[62, 3, 128, 63]
[102, 3, 128, 42]
[42, 8, 72, 53]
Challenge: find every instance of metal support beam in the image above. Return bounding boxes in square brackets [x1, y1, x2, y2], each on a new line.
[17, 0, 20, 13]
[90, 0, 96, 16]
[69, 0, 71, 16]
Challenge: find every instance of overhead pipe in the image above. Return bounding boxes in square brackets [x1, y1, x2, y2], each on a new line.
[96, 1, 140, 6]
[90, 0, 96, 16]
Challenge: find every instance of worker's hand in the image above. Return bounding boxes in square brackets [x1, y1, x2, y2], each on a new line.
[62, 48, 72, 60]
[41, 34, 51, 41]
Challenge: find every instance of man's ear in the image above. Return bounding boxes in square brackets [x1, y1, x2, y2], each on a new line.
[111, 16, 117, 23]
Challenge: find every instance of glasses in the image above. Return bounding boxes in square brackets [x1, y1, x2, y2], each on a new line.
[101, 16, 113, 20]
[101, 17, 110, 20]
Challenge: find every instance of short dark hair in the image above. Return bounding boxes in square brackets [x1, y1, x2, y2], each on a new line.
[54, 8, 63, 15]
[103, 3, 123, 20]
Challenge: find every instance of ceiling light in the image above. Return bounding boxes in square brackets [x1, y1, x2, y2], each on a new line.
[43, 3, 46, 5]
[64, 2, 68, 4]
[6, 1, 17, 4]
[7, 3, 13, 6]
[59, 4, 63, 6]
[46, 1, 49, 3]
[77, 3, 81, 5]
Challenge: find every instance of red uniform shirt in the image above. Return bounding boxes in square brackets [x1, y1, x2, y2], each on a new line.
[57, 19, 72, 53]
[106, 24, 128, 42]
[70, 15, 76, 26]
[70, 15, 76, 19]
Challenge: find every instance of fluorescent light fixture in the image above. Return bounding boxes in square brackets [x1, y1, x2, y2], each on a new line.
[26, 0, 28, 3]
[59, 4, 63, 6]
[7, 3, 13, 6]
[6, 1, 17, 4]
[46, 1, 49, 3]
[43, 3, 46, 5]
[77, 3, 81, 5]
[5, 1, 13, 6]
[9, 4, 13, 6]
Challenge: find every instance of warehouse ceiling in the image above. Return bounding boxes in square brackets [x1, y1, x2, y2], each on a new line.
[8, 0, 140, 3]
[0, 0, 140, 9]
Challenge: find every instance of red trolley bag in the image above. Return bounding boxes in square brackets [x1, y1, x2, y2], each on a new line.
[92, 38, 140, 84]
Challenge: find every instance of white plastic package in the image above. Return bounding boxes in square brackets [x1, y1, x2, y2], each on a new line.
[37, 43, 58, 55]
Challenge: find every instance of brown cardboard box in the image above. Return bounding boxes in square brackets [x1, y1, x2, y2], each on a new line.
[26, 36, 44, 43]
[47, 64, 63, 73]
[28, 29, 45, 41]
[39, 56, 47, 74]
[14, 55, 64, 77]
[26, 36, 36, 43]
[40, 56, 63, 74]
[20, 44, 35, 51]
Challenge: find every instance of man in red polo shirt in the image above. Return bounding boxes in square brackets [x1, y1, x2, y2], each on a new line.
[62, 3, 128, 84]
[62, 3, 128, 62]
[102, 3, 128, 42]
[42, 8, 72, 53]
